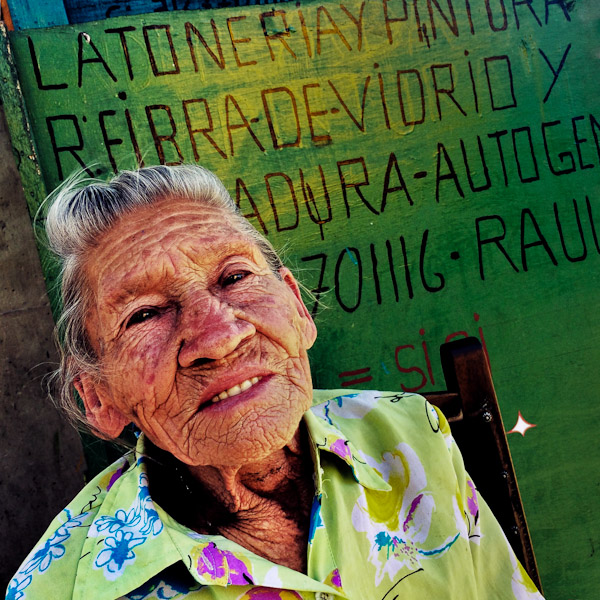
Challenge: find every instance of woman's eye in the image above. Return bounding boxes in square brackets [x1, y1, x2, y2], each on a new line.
[223, 272, 248, 287]
[126, 308, 159, 328]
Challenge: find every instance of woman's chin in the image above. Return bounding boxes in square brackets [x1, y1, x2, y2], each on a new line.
[183, 424, 301, 469]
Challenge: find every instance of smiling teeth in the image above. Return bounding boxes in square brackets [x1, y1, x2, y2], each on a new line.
[212, 377, 261, 403]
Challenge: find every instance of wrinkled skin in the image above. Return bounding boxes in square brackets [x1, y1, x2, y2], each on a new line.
[76, 198, 317, 469]
[75, 198, 318, 570]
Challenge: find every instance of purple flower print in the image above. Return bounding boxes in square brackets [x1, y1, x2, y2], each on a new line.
[330, 568, 343, 588]
[329, 438, 352, 460]
[241, 588, 303, 599]
[107, 461, 129, 491]
[196, 542, 253, 585]
[466, 480, 479, 520]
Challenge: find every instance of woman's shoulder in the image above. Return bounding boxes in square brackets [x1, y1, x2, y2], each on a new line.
[309, 388, 452, 455]
[6, 450, 136, 600]
[311, 388, 444, 424]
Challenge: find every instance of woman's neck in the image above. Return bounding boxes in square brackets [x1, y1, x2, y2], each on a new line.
[148, 427, 314, 572]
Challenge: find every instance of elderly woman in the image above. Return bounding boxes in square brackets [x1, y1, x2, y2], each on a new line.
[8, 165, 542, 600]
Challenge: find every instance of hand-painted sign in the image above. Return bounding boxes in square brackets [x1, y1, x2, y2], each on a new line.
[1, 2, 599, 596]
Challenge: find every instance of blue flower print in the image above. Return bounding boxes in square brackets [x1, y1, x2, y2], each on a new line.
[91, 472, 165, 580]
[139, 506, 161, 536]
[22, 531, 67, 574]
[135, 474, 162, 536]
[312, 392, 376, 425]
[94, 507, 141, 534]
[96, 530, 146, 576]
[6, 575, 32, 600]
[90, 470, 163, 580]
[322, 394, 359, 425]
[127, 572, 203, 599]
[60, 509, 92, 530]
[308, 496, 324, 545]
[23, 537, 66, 574]
[21, 509, 91, 577]
[6, 507, 92, 599]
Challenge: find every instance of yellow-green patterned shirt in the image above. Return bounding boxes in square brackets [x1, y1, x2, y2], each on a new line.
[6, 391, 543, 600]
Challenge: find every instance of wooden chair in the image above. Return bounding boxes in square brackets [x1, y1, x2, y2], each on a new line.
[423, 337, 542, 592]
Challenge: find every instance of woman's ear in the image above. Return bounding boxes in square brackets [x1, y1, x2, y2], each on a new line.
[73, 373, 129, 439]
[279, 267, 318, 350]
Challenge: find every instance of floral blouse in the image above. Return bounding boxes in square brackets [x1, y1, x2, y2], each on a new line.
[6, 390, 543, 600]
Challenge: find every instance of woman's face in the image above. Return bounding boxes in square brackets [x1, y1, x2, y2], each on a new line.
[77, 198, 316, 467]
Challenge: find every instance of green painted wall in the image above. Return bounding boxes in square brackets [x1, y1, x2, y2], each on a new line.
[1, 1, 599, 596]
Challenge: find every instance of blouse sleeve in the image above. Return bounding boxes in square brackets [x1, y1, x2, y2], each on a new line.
[434, 404, 545, 599]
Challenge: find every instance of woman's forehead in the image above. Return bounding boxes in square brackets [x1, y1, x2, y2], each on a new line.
[85, 199, 266, 295]
[97, 199, 257, 252]
[107, 198, 245, 239]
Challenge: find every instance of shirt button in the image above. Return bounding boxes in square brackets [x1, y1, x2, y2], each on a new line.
[316, 593, 333, 600]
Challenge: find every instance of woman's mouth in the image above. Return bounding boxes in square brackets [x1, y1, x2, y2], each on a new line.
[211, 376, 262, 403]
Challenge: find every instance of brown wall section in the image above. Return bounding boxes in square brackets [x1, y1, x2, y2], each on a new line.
[0, 103, 85, 592]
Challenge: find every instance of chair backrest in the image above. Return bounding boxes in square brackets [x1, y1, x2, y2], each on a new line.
[423, 337, 542, 592]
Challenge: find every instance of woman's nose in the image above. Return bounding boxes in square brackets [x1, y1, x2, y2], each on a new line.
[177, 294, 256, 367]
